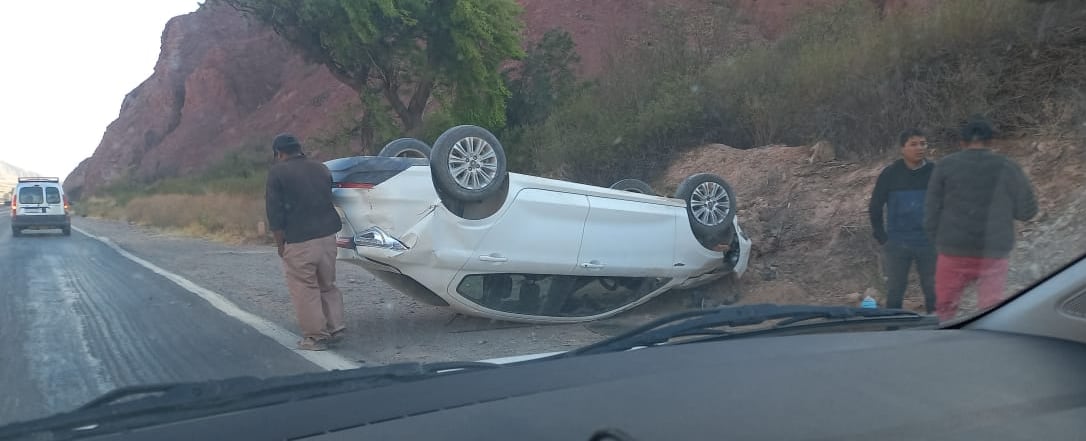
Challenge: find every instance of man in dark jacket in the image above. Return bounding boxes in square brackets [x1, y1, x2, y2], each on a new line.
[924, 118, 1038, 321]
[869, 128, 936, 313]
[266, 133, 346, 351]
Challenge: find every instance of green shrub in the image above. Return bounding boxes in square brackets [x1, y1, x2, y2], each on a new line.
[522, 0, 1085, 184]
[97, 0, 1086, 200]
[516, 3, 734, 185]
[700, 0, 1082, 156]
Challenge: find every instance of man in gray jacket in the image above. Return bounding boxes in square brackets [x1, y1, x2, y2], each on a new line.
[924, 118, 1038, 321]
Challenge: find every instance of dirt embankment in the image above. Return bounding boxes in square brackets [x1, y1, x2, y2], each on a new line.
[657, 137, 1086, 311]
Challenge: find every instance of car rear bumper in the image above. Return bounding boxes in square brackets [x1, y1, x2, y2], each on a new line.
[336, 247, 405, 273]
[12, 215, 70, 228]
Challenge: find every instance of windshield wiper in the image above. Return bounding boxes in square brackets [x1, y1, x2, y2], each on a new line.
[0, 361, 500, 440]
[77, 360, 498, 410]
[545, 304, 935, 360]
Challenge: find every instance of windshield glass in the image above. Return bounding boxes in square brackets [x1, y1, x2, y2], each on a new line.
[18, 187, 43, 205]
[45, 187, 61, 205]
[2, 0, 1084, 429]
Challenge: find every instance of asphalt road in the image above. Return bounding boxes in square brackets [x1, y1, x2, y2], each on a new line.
[0, 214, 322, 426]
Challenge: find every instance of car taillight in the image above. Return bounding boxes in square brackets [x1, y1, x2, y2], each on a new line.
[63, 195, 70, 210]
[333, 182, 374, 189]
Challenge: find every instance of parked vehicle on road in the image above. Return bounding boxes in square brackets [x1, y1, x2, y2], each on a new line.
[11, 177, 71, 237]
[325, 125, 752, 323]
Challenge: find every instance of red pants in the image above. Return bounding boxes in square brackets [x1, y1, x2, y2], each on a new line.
[935, 254, 1009, 321]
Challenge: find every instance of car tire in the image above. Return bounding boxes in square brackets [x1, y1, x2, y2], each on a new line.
[609, 179, 655, 195]
[675, 173, 737, 249]
[378, 138, 432, 159]
[430, 125, 508, 202]
[62, 226, 71, 236]
[12, 227, 21, 237]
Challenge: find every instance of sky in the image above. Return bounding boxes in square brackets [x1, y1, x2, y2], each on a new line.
[0, 1, 202, 181]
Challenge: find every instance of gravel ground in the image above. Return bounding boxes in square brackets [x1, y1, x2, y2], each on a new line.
[70, 217, 688, 366]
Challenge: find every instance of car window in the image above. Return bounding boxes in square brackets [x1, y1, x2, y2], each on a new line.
[457, 274, 670, 317]
[18, 187, 43, 205]
[45, 187, 61, 204]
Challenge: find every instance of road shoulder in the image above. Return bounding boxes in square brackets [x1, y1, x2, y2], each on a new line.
[71, 217, 607, 365]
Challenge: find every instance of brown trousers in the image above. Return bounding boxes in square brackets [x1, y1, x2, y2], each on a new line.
[281, 234, 345, 340]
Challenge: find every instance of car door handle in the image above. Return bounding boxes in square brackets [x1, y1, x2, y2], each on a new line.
[581, 262, 605, 269]
[478, 254, 507, 263]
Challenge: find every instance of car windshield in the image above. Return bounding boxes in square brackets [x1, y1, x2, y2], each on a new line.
[2, 0, 1084, 430]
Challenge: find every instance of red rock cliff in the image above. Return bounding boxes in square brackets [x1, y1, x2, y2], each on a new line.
[65, 0, 924, 198]
[64, 2, 357, 198]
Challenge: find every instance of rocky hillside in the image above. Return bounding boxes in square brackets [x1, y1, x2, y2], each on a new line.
[0, 161, 41, 200]
[64, 0, 926, 199]
[62, 2, 357, 199]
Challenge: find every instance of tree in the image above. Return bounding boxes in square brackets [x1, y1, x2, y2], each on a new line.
[503, 28, 580, 128]
[216, 0, 525, 136]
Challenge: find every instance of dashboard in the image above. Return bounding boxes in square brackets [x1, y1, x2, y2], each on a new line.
[87, 327, 1086, 441]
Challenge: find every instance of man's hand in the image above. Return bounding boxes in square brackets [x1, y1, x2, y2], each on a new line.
[273, 230, 286, 259]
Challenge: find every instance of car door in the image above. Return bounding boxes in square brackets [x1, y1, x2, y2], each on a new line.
[43, 186, 64, 216]
[16, 186, 45, 217]
[456, 189, 589, 275]
[576, 196, 678, 278]
[451, 189, 590, 314]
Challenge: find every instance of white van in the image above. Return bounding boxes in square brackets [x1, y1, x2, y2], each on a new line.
[11, 177, 71, 237]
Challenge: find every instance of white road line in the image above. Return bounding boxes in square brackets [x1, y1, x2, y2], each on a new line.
[71, 226, 362, 372]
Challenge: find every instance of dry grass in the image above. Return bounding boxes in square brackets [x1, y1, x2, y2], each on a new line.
[109, 193, 269, 244]
[73, 144, 276, 244]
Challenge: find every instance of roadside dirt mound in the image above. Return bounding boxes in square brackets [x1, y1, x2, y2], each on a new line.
[655, 137, 1086, 311]
[1003, 139, 1086, 293]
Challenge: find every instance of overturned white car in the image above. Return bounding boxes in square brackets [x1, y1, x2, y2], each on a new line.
[325, 125, 751, 323]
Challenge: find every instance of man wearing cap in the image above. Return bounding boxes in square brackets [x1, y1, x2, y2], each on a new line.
[266, 133, 346, 351]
